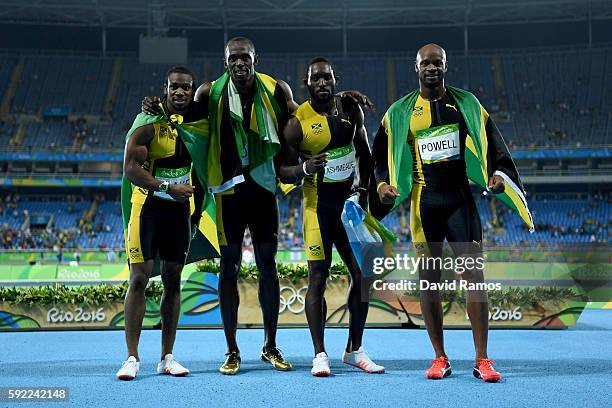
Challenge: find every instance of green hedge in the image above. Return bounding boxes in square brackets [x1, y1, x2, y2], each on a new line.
[0, 283, 164, 306]
[406, 287, 581, 309]
[195, 261, 347, 283]
[0, 283, 580, 309]
[0, 262, 583, 307]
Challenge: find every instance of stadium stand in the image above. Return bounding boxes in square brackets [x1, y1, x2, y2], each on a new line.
[1, 192, 609, 251]
[2, 48, 610, 151]
[0, 47, 610, 252]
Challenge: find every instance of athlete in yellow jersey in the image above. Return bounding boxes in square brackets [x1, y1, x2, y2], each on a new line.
[374, 44, 506, 382]
[117, 66, 203, 381]
[278, 57, 384, 377]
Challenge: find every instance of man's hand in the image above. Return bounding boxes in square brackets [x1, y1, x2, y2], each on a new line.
[336, 91, 375, 112]
[168, 184, 194, 202]
[378, 182, 399, 205]
[304, 153, 327, 175]
[142, 96, 163, 115]
[487, 175, 505, 194]
[352, 187, 368, 210]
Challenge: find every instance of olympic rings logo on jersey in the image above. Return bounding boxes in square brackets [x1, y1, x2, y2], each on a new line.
[279, 286, 308, 314]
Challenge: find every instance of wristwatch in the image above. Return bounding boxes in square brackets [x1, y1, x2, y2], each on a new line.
[158, 181, 170, 193]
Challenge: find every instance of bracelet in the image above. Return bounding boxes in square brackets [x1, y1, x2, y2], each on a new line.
[302, 161, 311, 176]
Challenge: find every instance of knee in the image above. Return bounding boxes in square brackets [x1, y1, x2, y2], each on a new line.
[220, 250, 241, 282]
[466, 289, 488, 303]
[162, 270, 182, 294]
[219, 266, 239, 283]
[419, 288, 440, 302]
[253, 244, 277, 273]
[460, 266, 484, 284]
[307, 274, 328, 298]
[258, 264, 278, 283]
[129, 271, 149, 292]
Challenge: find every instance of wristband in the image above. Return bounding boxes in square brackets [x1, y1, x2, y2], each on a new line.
[302, 161, 311, 176]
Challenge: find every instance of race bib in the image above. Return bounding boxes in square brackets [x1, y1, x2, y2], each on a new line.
[323, 145, 356, 182]
[153, 165, 192, 201]
[416, 123, 460, 164]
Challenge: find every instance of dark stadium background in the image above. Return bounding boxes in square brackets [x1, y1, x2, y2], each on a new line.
[0, 0, 610, 261]
[0, 3, 611, 407]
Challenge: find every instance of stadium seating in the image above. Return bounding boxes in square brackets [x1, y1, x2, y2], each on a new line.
[1, 195, 609, 250]
[0, 198, 124, 250]
[3, 48, 610, 151]
[11, 55, 112, 115]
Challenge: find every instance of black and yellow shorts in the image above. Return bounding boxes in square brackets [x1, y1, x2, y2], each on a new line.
[410, 183, 482, 257]
[302, 185, 352, 262]
[126, 197, 191, 264]
[215, 174, 278, 246]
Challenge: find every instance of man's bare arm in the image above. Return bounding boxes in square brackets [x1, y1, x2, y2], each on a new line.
[276, 117, 326, 184]
[194, 81, 212, 104]
[123, 125, 193, 202]
[277, 79, 300, 113]
[123, 126, 159, 191]
[353, 105, 372, 192]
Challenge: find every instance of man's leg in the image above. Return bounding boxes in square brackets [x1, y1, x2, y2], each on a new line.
[418, 246, 445, 358]
[248, 183, 291, 370]
[160, 261, 184, 359]
[305, 258, 331, 354]
[412, 185, 448, 359]
[253, 241, 279, 350]
[335, 235, 385, 374]
[464, 266, 489, 360]
[215, 189, 247, 375]
[118, 201, 157, 380]
[335, 238, 368, 353]
[124, 260, 154, 360]
[219, 244, 243, 353]
[446, 188, 500, 382]
[301, 196, 333, 356]
[156, 256, 190, 377]
[215, 190, 247, 354]
[446, 189, 488, 361]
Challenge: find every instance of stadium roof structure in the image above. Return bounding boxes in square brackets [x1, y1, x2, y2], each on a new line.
[1, 0, 612, 31]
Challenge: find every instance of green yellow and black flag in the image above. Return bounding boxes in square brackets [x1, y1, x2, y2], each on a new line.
[373, 86, 534, 231]
[120, 109, 219, 275]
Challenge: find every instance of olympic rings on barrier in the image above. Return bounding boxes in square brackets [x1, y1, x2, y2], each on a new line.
[279, 286, 308, 314]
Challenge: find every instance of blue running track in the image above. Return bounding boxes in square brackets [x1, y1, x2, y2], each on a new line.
[1, 309, 611, 407]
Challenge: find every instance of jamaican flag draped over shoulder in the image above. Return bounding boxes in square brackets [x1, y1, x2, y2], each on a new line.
[374, 86, 534, 232]
[207, 71, 284, 194]
[120, 110, 220, 273]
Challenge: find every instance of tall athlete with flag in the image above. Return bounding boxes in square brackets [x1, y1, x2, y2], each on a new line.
[117, 66, 218, 380]
[372, 44, 534, 383]
[142, 38, 295, 374]
[140, 37, 373, 376]
[191, 37, 296, 374]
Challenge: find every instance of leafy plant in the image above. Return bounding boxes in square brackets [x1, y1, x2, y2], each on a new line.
[195, 260, 346, 283]
[400, 287, 582, 308]
[0, 282, 164, 306]
[0, 262, 584, 307]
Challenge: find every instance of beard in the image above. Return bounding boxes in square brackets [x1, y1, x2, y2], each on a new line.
[308, 87, 334, 103]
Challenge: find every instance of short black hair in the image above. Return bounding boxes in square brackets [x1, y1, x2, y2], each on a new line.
[309, 56, 332, 66]
[306, 56, 335, 77]
[165, 65, 195, 84]
[225, 36, 256, 53]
